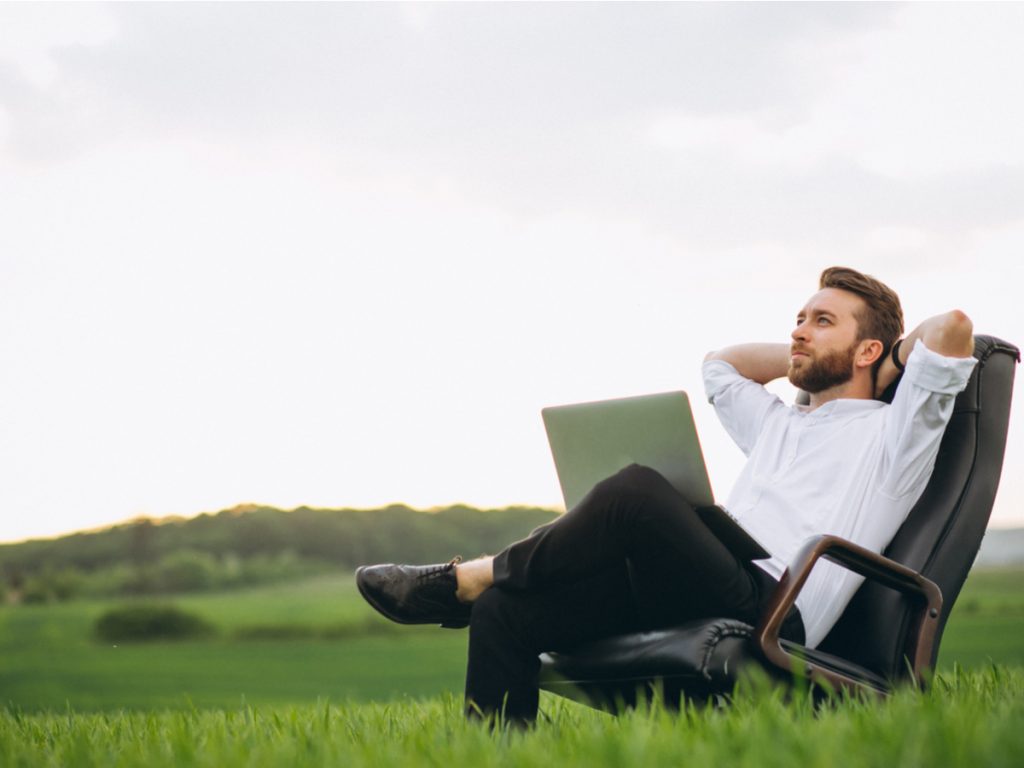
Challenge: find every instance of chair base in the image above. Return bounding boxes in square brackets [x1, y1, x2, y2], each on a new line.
[538, 618, 891, 713]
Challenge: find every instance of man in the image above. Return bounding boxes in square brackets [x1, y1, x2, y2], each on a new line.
[356, 267, 976, 725]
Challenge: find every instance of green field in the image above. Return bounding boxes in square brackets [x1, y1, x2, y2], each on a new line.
[1, 566, 1022, 713]
[0, 574, 468, 710]
[2, 567, 1022, 765]
[934, 567, 1024, 668]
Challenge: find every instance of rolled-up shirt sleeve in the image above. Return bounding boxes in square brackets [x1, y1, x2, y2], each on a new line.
[878, 339, 976, 498]
[702, 359, 783, 456]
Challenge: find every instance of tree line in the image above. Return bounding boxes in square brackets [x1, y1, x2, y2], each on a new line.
[0, 503, 559, 603]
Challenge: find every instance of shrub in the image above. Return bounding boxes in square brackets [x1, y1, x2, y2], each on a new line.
[94, 605, 216, 643]
[20, 567, 85, 604]
[20, 578, 52, 605]
[76, 562, 137, 597]
[156, 550, 220, 592]
[238, 550, 318, 586]
[119, 567, 160, 595]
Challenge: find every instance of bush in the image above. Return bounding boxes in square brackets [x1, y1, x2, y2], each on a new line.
[20, 567, 85, 604]
[76, 562, 138, 597]
[119, 567, 160, 596]
[20, 579, 51, 605]
[237, 550, 319, 586]
[156, 550, 220, 592]
[94, 605, 216, 643]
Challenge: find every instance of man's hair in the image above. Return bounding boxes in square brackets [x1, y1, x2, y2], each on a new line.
[819, 267, 904, 360]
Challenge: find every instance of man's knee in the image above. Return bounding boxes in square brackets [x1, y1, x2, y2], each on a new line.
[594, 463, 676, 502]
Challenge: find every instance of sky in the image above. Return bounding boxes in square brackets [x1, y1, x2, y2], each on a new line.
[2, 2, 1023, 544]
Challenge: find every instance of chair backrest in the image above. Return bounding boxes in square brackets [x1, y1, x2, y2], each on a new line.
[817, 335, 1019, 680]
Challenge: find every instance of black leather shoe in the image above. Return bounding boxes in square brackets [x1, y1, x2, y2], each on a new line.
[355, 557, 472, 629]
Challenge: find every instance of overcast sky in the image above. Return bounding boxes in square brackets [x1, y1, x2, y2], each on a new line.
[2, 2, 1023, 543]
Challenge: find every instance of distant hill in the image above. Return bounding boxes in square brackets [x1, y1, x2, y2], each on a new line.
[976, 527, 1024, 567]
[0, 503, 561, 575]
[2, 505, 1018, 603]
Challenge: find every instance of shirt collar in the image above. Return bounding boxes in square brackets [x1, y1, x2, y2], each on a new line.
[794, 398, 886, 417]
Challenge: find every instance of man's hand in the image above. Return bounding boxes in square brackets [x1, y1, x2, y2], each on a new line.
[704, 343, 791, 385]
[874, 310, 974, 397]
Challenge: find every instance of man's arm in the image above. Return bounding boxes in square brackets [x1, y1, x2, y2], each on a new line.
[704, 343, 790, 385]
[875, 310, 974, 397]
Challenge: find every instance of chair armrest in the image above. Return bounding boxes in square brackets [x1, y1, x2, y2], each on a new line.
[754, 534, 943, 691]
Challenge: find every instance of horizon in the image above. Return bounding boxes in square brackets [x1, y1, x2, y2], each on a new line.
[3, 4, 1023, 543]
[0, 500, 559, 547]
[0, 498, 568, 547]
[3, 498, 1023, 549]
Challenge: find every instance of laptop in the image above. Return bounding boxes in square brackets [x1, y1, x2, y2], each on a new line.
[541, 390, 770, 561]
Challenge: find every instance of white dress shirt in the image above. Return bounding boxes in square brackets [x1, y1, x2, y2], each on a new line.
[702, 340, 976, 648]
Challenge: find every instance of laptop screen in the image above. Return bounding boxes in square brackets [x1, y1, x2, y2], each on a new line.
[541, 390, 715, 511]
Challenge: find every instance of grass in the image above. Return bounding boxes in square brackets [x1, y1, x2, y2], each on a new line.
[1, 667, 1022, 767]
[937, 567, 1024, 668]
[0, 567, 1021, 766]
[0, 574, 468, 710]
[0, 566, 1021, 712]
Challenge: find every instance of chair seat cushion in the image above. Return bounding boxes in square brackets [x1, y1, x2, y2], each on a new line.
[538, 618, 891, 709]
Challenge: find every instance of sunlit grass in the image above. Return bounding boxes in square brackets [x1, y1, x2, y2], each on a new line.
[2, 667, 1022, 768]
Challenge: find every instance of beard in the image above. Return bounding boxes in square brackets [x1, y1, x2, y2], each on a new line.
[788, 341, 858, 394]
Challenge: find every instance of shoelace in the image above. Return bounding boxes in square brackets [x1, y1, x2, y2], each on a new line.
[416, 555, 462, 581]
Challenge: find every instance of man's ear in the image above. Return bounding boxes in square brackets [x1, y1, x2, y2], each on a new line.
[856, 339, 884, 369]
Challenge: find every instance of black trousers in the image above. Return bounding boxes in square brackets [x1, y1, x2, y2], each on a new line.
[464, 464, 805, 723]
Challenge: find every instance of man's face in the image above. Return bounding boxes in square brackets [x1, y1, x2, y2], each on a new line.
[788, 288, 865, 394]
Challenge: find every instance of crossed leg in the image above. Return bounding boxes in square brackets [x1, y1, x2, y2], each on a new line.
[463, 464, 772, 723]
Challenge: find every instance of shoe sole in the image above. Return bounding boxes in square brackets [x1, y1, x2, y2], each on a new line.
[355, 567, 469, 630]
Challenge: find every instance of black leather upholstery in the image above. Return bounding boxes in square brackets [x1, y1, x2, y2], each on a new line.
[539, 619, 763, 708]
[820, 336, 1019, 679]
[539, 618, 893, 706]
[539, 335, 1019, 709]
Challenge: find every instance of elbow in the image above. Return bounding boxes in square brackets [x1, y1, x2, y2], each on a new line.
[932, 310, 974, 357]
[946, 309, 972, 331]
[704, 350, 720, 363]
[944, 309, 973, 344]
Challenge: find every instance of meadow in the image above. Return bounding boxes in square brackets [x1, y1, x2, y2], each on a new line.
[1, 669, 1022, 767]
[1, 567, 1022, 765]
[0, 574, 468, 710]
